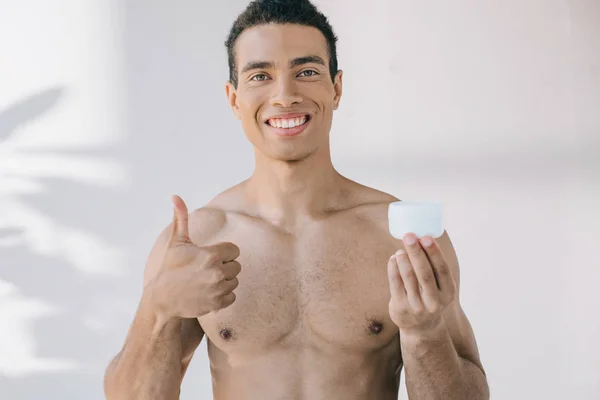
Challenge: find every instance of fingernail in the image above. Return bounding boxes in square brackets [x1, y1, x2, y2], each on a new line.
[403, 234, 417, 245]
[420, 236, 433, 247]
[395, 249, 405, 257]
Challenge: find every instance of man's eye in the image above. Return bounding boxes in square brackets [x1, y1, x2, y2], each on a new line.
[251, 74, 269, 81]
[298, 70, 318, 77]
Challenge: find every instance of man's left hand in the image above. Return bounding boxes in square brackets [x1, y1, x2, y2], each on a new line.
[387, 233, 458, 335]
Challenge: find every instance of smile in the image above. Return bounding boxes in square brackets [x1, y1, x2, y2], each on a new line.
[264, 114, 311, 137]
[266, 115, 309, 129]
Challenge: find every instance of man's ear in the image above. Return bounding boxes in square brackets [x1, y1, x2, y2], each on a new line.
[333, 70, 343, 110]
[225, 81, 241, 120]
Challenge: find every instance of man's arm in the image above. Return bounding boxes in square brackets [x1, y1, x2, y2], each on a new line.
[103, 215, 206, 400]
[103, 297, 204, 400]
[398, 231, 489, 399]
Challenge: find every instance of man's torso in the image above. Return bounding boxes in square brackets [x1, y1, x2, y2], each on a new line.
[193, 184, 404, 399]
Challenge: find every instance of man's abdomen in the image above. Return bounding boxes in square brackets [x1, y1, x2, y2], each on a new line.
[208, 336, 401, 400]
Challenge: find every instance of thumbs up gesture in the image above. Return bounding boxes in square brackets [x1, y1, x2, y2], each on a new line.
[148, 195, 241, 320]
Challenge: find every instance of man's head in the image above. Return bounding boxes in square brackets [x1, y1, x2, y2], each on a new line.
[224, 0, 343, 162]
[225, 0, 339, 89]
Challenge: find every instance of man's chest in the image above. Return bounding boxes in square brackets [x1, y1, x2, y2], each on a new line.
[197, 214, 401, 353]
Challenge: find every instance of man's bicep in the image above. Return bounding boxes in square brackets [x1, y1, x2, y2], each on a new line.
[180, 318, 205, 381]
[143, 225, 172, 288]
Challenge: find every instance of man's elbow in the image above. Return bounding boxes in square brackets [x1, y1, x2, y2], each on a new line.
[103, 353, 127, 400]
[461, 358, 490, 400]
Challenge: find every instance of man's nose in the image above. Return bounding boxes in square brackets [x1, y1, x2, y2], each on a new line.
[269, 78, 303, 108]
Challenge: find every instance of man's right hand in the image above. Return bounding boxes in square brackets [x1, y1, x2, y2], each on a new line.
[146, 194, 241, 320]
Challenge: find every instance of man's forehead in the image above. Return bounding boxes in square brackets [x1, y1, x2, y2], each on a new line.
[234, 24, 328, 64]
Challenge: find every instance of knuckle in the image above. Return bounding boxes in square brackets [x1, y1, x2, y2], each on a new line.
[211, 296, 226, 309]
[413, 304, 425, 314]
[436, 263, 449, 275]
[401, 268, 416, 281]
[400, 308, 413, 318]
[426, 302, 442, 314]
[210, 268, 226, 282]
[206, 251, 221, 265]
[197, 249, 219, 265]
[420, 272, 435, 284]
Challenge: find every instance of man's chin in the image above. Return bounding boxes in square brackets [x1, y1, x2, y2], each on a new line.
[263, 146, 316, 163]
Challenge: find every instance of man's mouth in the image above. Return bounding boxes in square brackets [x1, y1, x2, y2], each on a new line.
[266, 115, 310, 129]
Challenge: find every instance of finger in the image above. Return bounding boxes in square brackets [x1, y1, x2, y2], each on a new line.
[419, 236, 456, 302]
[211, 241, 241, 263]
[387, 254, 407, 302]
[395, 250, 423, 311]
[170, 194, 191, 242]
[219, 292, 236, 310]
[403, 234, 441, 308]
[219, 277, 239, 293]
[221, 260, 242, 279]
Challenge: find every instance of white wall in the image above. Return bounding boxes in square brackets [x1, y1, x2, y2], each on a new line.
[1, 0, 598, 399]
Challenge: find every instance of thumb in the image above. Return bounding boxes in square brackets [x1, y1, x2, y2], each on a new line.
[170, 194, 191, 243]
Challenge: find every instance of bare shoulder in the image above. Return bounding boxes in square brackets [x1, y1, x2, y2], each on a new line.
[152, 203, 228, 252]
[342, 180, 400, 231]
[187, 180, 252, 243]
[187, 206, 228, 246]
[343, 179, 399, 205]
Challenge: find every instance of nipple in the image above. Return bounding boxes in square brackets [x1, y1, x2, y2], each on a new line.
[219, 328, 233, 340]
[367, 320, 384, 335]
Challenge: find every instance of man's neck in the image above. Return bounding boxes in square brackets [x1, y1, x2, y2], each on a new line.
[244, 147, 348, 227]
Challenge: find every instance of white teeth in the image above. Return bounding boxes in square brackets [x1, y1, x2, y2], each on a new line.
[268, 116, 307, 128]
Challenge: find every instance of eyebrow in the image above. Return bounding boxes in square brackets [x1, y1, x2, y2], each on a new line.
[240, 55, 327, 75]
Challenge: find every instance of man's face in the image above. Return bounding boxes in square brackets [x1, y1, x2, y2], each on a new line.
[225, 23, 343, 162]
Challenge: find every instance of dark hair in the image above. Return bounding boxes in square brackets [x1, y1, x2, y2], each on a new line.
[225, 0, 339, 88]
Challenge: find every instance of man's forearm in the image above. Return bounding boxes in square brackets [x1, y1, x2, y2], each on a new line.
[400, 320, 489, 400]
[104, 294, 183, 400]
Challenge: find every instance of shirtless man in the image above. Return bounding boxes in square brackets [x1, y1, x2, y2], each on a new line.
[103, 0, 489, 398]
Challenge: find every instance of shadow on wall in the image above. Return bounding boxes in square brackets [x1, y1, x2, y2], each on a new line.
[0, 88, 130, 399]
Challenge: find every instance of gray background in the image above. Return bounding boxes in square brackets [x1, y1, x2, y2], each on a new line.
[1, 0, 599, 399]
